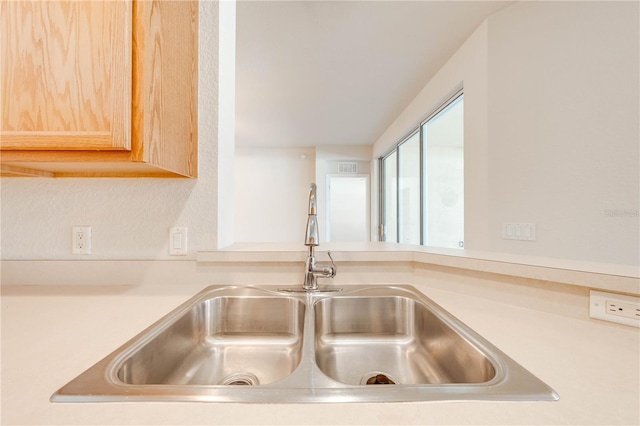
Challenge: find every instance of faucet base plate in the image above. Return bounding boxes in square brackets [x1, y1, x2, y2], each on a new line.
[278, 287, 342, 294]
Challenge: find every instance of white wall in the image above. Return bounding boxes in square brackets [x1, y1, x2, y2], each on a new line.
[215, 0, 236, 249]
[374, 1, 639, 265]
[234, 147, 315, 243]
[0, 2, 226, 260]
[487, 1, 639, 264]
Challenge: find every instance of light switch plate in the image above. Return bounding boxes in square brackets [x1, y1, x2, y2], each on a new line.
[169, 227, 188, 256]
[502, 223, 536, 241]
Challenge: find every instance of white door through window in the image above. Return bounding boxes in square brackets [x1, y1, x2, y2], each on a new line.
[326, 176, 369, 242]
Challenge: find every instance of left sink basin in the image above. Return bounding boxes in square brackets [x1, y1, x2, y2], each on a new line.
[52, 286, 306, 402]
[117, 294, 305, 386]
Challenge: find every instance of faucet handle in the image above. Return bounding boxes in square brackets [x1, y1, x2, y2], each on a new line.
[327, 251, 337, 278]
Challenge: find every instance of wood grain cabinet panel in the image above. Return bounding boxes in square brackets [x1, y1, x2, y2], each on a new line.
[0, 0, 198, 178]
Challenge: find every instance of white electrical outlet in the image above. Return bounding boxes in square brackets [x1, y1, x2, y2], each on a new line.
[169, 227, 188, 255]
[72, 226, 92, 255]
[590, 290, 640, 327]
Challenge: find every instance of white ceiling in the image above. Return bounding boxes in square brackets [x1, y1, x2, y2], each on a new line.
[235, 0, 513, 148]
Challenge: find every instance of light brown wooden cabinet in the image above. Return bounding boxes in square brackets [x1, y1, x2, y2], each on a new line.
[0, 0, 198, 177]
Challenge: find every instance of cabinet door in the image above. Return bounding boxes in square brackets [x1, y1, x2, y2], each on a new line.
[1, 0, 132, 151]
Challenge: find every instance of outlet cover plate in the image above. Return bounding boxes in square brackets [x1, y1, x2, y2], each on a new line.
[590, 290, 640, 327]
[72, 226, 92, 255]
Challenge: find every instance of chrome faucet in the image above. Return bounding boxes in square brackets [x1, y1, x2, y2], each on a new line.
[303, 183, 336, 291]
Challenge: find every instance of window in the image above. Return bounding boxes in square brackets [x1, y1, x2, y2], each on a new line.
[398, 131, 420, 244]
[382, 152, 398, 243]
[380, 91, 464, 249]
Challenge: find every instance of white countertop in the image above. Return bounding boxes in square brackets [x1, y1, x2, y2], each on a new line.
[2, 282, 638, 425]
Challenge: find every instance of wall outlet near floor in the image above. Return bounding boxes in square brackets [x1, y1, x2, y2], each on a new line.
[590, 290, 640, 327]
[72, 226, 91, 255]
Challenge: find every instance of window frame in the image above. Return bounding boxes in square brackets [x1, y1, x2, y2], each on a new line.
[379, 87, 463, 246]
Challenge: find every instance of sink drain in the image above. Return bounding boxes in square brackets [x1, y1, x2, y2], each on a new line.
[219, 372, 259, 386]
[361, 372, 397, 385]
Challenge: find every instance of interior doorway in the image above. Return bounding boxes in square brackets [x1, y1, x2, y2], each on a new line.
[326, 175, 370, 242]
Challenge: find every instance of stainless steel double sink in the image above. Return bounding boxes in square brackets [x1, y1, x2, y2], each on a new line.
[51, 285, 558, 403]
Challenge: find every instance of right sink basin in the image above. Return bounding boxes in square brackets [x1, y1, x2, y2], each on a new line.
[314, 293, 496, 386]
